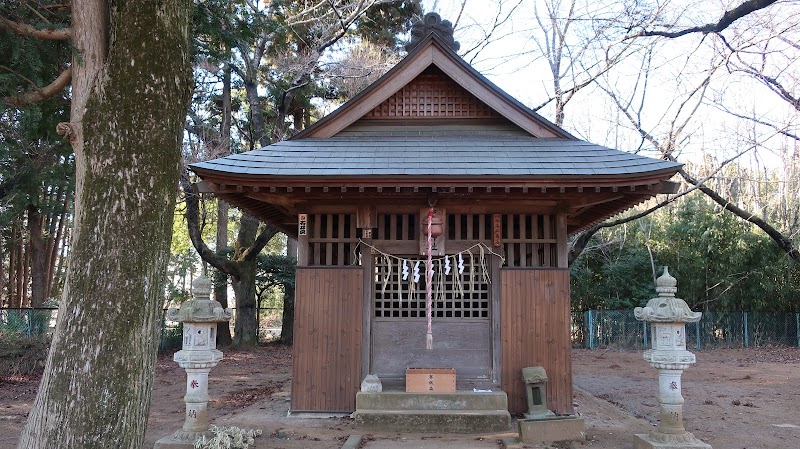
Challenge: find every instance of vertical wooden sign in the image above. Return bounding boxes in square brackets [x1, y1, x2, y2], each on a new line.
[298, 213, 308, 236]
[492, 214, 502, 247]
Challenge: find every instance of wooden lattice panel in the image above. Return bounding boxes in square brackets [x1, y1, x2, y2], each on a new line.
[501, 214, 558, 268]
[373, 254, 489, 319]
[443, 213, 558, 268]
[375, 213, 417, 241]
[307, 213, 358, 266]
[364, 66, 501, 119]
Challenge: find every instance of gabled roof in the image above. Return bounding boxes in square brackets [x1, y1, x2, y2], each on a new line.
[291, 33, 572, 139]
[189, 22, 682, 236]
[192, 136, 679, 179]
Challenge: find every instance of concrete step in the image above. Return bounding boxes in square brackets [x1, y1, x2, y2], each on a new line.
[353, 409, 512, 433]
[355, 391, 508, 411]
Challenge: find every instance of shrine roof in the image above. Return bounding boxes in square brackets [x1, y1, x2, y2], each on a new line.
[190, 136, 680, 179]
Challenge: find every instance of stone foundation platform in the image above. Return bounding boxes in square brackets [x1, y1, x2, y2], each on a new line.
[353, 391, 511, 433]
[518, 416, 585, 443]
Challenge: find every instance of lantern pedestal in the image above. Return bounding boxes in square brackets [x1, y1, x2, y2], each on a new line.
[633, 268, 711, 449]
[154, 277, 231, 449]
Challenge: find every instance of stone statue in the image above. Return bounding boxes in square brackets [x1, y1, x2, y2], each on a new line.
[361, 374, 383, 393]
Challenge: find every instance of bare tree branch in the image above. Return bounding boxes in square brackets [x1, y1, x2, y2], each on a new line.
[569, 142, 757, 265]
[3, 66, 72, 107]
[462, 0, 525, 65]
[678, 167, 800, 264]
[180, 171, 240, 278]
[715, 104, 800, 142]
[241, 224, 279, 262]
[0, 15, 70, 40]
[180, 170, 279, 277]
[632, 0, 779, 39]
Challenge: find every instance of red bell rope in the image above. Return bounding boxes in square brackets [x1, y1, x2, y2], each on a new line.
[426, 208, 433, 350]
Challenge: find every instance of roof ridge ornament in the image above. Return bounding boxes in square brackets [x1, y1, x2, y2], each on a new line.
[405, 12, 460, 53]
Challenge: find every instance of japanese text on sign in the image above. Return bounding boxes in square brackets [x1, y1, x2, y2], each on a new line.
[298, 213, 308, 236]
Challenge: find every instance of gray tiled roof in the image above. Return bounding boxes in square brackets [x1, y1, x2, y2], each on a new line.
[190, 137, 681, 178]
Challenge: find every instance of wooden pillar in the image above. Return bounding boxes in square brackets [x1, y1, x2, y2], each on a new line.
[357, 205, 377, 380]
[297, 213, 309, 267]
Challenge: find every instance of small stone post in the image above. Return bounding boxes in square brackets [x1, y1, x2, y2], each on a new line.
[633, 267, 711, 449]
[154, 277, 232, 449]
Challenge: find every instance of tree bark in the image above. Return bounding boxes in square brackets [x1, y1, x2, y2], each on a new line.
[17, 0, 192, 447]
[21, 224, 29, 307]
[280, 237, 297, 344]
[232, 257, 259, 346]
[8, 223, 19, 307]
[214, 63, 233, 346]
[243, 78, 269, 148]
[27, 205, 47, 307]
[232, 213, 259, 346]
[0, 236, 5, 307]
[214, 200, 232, 346]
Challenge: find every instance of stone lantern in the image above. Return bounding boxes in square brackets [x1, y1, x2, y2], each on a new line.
[154, 276, 232, 449]
[633, 267, 711, 449]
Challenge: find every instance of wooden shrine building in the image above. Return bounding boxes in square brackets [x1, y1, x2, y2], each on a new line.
[190, 14, 681, 416]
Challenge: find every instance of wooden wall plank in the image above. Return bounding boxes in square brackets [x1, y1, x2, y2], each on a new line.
[500, 268, 572, 415]
[291, 267, 363, 412]
[371, 320, 491, 379]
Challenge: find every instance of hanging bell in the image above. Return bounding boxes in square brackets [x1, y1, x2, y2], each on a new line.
[421, 209, 445, 238]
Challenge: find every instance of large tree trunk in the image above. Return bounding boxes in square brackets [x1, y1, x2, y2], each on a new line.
[0, 236, 5, 307]
[232, 257, 258, 346]
[232, 213, 260, 346]
[28, 206, 47, 308]
[8, 224, 19, 307]
[17, 0, 192, 447]
[279, 282, 295, 344]
[214, 200, 232, 346]
[280, 237, 297, 344]
[214, 64, 233, 346]
[21, 227, 29, 306]
[243, 78, 269, 148]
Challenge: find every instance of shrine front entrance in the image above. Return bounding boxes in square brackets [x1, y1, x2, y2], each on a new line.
[368, 251, 496, 389]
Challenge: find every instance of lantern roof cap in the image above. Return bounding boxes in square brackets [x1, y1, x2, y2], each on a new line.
[635, 267, 702, 323]
[167, 277, 232, 323]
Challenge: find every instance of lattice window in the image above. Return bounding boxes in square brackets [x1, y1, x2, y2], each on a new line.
[502, 214, 558, 268]
[375, 213, 417, 240]
[308, 213, 359, 266]
[444, 213, 558, 267]
[373, 254, 489, 319]
[364, 66, 501, 119]
[447, 213, 493, 241]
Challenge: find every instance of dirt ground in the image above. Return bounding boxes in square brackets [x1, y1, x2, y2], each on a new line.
[1, 345, 799, 449]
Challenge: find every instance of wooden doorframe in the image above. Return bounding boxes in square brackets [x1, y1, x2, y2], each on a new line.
[361, 238, 374, 382]
[491, 251, 502, 385]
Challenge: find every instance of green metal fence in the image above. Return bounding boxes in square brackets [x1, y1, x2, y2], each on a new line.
[7, 307, 796, 351]
[0, 308, 58, 337]
[574, 310, 800, 349]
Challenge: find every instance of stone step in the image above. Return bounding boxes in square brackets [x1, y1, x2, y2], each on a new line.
[353, 409, 512, 433]
[355, 391, 508, 411]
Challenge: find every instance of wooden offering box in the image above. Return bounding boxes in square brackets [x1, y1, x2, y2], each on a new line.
[405, 368, 456, 393]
